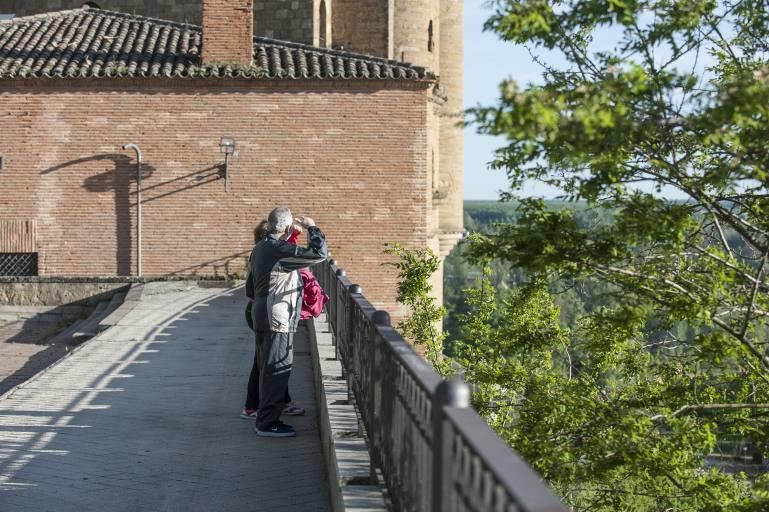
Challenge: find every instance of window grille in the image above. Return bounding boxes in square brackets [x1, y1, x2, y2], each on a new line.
[0, 253, 38, 277]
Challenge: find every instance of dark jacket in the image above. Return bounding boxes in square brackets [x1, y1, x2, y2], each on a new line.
[246, 226, 328, 333]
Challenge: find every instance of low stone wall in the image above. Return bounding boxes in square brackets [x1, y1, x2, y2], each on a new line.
[0, 279, 130, 306]
[307, 313, 388, 512]
[0, 304, 91, 328]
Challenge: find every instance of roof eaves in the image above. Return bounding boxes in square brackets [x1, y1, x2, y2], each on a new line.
[0, 7, 437, 82]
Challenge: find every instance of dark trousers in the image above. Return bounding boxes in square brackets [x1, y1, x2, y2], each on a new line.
[245, 302, 289, 410]
[251, 330, 294, 430]
[245, 345, 291, 410]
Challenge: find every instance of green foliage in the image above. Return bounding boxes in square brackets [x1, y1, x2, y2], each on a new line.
[461, 0, 769, 508]
[391, 221, 769, 509]
[449, 258, 769, 511]
[187, 62, 267, 78]
[383, 243, 450, 375]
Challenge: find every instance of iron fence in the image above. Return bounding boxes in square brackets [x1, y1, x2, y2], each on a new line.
[316, 259, 566, 512]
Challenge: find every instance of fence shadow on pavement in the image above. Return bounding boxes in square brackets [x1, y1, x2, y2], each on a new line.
[0, 284, 331, 512]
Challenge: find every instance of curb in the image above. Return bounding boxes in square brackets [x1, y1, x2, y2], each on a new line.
[307, 313, 388, 512]
[97, 282, 144, 331]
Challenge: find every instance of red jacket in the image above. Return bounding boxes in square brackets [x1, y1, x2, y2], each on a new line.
[288, 230, 329, 320]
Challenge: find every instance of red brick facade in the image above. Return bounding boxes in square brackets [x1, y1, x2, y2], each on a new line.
[0, 79, 431, 312]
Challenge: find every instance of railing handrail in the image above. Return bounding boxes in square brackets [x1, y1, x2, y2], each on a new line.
[316, 259, 566, 512]
[443, 407, 566, 511]
[358, 294, 442, 393]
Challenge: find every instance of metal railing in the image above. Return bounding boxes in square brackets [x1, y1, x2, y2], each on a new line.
[316, 259, 566, 512]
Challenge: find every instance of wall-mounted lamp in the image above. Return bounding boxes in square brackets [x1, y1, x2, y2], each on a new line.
[219, 136, 239, 192]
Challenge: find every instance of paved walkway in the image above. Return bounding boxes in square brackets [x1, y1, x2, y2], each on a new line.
[0, 282, 331, 512]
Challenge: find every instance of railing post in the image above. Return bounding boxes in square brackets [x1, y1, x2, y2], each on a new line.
[327, 259, 336, 291]
[325, 260, 337, 341]
[372, 311, 391, 327]
[432, 379, 470, 512]
[335, 269, 346, 371]
[348, 284, 363, 405]
[371, 309, 390, 484]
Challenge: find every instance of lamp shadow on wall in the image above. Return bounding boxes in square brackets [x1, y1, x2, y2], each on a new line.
[42, 156, 226, 276]
[41, 154, 154, 276]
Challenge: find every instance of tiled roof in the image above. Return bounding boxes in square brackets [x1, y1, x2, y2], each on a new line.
[0, 7, 433, 81]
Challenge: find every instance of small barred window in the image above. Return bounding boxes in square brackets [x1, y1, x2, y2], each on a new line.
[0, 253, 38, 277]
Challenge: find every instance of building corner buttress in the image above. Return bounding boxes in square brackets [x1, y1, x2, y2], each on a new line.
[436, 0, 464, 261]
[330, 0, 462, 306]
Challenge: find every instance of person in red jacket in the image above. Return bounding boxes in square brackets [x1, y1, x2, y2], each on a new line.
[286, 220, 329, 321]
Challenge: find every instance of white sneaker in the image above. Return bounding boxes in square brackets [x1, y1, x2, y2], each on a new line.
[240, 409, 258, 420]
[282, 402, 306, 416]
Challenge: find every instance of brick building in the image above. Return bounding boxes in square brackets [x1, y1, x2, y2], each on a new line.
[0, 0, 464, 312]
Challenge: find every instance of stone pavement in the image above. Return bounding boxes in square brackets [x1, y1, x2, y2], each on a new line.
[0, 330, 68, 397]
[0, 282, 331, 512]
[0, 305, 91, 396]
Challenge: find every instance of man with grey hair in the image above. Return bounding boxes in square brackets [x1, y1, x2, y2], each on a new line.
[246, 206, 328, 437]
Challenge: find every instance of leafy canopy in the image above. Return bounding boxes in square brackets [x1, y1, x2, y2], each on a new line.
[384, 242, 450, 375]
[458, 0, 769, 509]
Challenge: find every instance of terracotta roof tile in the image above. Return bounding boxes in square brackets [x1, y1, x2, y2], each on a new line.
[0, 7, 433, 81]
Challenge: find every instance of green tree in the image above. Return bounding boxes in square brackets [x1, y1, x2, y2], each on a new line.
[461, 0, 769, 509]
[384, 243, 450, 375]
[470, 0, 769, 376]
[390, 236, 769, 509]
[455, 270, 769, 510]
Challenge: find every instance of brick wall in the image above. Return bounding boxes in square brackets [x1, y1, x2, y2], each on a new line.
[437, 0, 464, 236]
[0, 79, 431, 313]
[202, 0, 254, 64]
[254, 0, 314, 45]
[392, 0, 437, 69]
[332, 0, 389, 57]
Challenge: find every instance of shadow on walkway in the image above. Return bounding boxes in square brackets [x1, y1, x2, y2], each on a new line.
[0, 283, 330, 512]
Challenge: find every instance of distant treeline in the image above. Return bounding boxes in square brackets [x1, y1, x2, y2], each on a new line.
[445, 200, 758, 347]
[445, 200, 601, 346]
[443, 200, 767, 470]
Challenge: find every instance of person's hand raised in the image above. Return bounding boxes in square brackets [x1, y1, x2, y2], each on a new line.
[295, 216, 316, 228]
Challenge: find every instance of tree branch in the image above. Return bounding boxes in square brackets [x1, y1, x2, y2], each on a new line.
[740, 249, 769, 339]
[712, 317, 769, 372]
[711, 214, 734, 258]
[651, 403, 769, 422]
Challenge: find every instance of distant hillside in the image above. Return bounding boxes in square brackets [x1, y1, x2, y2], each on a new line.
[463, 199, 596, 232]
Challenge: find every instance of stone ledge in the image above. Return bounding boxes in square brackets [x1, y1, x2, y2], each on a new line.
[0, 284, 142, 400]
[343, 487, 391, 511]
[97, 283, 144, 332]
[0, 276, 239, 284]
[0, 278, 238, 307]
[307, 313, 387, 512]
[0, 281, 129, 306]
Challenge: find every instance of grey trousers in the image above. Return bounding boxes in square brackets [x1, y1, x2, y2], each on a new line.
[255, 330, 293, 430]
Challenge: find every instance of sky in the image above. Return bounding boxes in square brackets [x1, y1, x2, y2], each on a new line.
[463, 3, 543, 200]
[461, 3, 706, 201]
